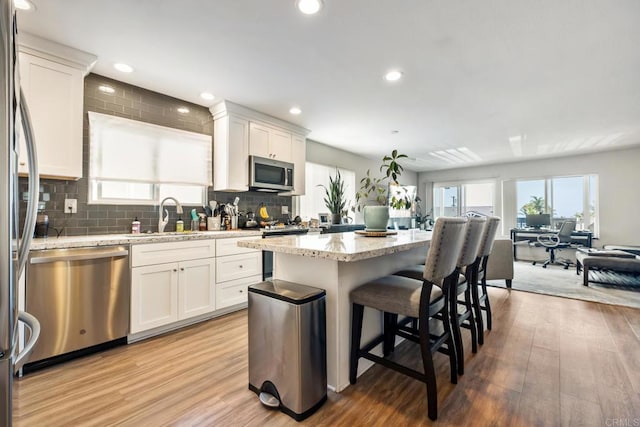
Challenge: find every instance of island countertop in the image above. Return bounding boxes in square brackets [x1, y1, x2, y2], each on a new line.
[237, 229, 432, 262]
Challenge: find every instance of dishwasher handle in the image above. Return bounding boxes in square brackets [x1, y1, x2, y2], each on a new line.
[30, 248, 129, 264]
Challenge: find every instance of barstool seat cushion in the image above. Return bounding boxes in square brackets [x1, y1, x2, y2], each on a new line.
[351, 275, 443, 318]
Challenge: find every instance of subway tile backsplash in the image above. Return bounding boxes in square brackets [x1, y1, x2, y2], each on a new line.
[19, 73, 291, 237]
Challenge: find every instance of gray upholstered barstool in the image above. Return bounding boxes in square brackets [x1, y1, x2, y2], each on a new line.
[473, 216, 501, 345]
[349, 217, 467, 421]
[394, 216, 486, 376]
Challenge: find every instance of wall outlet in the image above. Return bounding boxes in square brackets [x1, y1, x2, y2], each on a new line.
[281, 205, 289, 215]
[64, 198, 77, 214]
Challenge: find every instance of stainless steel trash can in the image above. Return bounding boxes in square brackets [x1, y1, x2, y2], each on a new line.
[248, 280, 327, 421]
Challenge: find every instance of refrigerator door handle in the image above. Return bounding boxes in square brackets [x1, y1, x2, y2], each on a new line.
[13, 311, 40, 372]
[17, 88, 39, 277]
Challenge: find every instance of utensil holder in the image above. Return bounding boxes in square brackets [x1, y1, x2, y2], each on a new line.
[208, 216, 221, 231]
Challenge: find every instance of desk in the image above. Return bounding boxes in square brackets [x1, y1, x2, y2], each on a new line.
[238, 230, 431, 392]
[510, 228, 592, 260]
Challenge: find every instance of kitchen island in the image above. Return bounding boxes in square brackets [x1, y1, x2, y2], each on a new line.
[238, 229, 432, 392]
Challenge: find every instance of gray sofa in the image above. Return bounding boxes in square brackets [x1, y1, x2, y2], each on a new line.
[576, 245, 640, 286]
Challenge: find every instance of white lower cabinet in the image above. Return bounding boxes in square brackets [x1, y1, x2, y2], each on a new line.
[215, 236, 262, 310]
[130, 240, 216, 334]
[130, 236, 261, 338]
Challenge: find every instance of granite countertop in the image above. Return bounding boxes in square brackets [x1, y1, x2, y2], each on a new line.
[29, 229, 263, 251]
[237, 229, 432, 262]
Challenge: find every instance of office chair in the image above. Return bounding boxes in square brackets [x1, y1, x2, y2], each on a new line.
[533, 220, 576, 269]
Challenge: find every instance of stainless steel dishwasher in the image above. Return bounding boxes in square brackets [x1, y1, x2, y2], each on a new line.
[25, 246, 130, 368]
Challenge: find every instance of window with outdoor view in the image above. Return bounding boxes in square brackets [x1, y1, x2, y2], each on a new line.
[433, 181, 495, 218]
[516, 175, 598, 236]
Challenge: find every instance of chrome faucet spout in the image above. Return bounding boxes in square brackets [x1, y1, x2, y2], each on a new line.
[158, 197, 183, 233]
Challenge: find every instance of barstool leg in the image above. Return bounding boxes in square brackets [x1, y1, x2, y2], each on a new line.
[350, 303, 364, 385]
[418, 314, 438, 421]
[449, 288, 464, 376]
[464, 287, 478, 353]
[471, 280, 484, 345]
[442, 296, 458, 385]
[383, 312, 398, 356]
[481, 276, 493, 331]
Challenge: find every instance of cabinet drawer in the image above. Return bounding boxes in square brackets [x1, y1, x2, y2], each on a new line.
[216, 274, 262, 309]
[216, 236, 261, 257]
[132, 240, 216, 267]
[216, 252, 261, 283]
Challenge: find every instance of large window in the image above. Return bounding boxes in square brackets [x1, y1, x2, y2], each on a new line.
[296, 162, 356, 221]
[433, 181, 495, 218]
[88, 112, 211, 205]
[516, 175, 598, 234]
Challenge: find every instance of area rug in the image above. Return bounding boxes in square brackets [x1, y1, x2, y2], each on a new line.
[486, 261, 640, 309]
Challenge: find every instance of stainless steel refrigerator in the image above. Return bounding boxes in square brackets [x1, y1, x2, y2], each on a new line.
[1, 0, 41, 425]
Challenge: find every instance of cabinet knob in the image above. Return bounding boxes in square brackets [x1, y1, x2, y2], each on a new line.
[173, 269, 177, 272]
[180, 267, 185, 271]
[19, 161, 25, 166]
[239, 289, 244, 293]
[239, 264, 243, 269]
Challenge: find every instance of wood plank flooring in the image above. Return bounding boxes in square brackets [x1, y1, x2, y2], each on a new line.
[13, 288, 640, 426]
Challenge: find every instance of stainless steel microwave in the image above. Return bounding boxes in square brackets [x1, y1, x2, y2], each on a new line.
[249, 156, 294, 192]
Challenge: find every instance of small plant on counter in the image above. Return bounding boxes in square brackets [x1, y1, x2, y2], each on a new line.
[319, 168, 347, 224]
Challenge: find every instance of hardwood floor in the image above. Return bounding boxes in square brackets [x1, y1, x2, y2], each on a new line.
[13, 287, 640, 426]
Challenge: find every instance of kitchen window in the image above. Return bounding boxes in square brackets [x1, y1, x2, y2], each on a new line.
[88, 112, 212, 205]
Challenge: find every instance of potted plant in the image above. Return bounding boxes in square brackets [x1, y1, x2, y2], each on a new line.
[354, 149, 409, 230]
[319, 168, 347, 225]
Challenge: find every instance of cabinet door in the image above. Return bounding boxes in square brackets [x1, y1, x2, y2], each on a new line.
[280, 134, 306, 196]
[249, 122, 270, 158]
[18, 52, 84, 179]
[178, 258, 216, 319]
[131, 263, 179, 333]
[213, 114, 249, 191]
[270, 129, 292, 162]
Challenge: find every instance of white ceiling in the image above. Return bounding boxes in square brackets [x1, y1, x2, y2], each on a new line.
[17, 0, 640, 171]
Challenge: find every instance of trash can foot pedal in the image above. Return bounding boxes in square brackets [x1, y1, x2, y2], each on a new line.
[259, 392, 280, 408]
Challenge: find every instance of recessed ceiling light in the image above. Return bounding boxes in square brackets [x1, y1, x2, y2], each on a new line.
[384, 70, 403, 82]
[113, 63, 133, 73]
[98, 85, 115, 94]
[200, 92, 215, 101]
[295, 0, 323, 15]
[14, 0, 36, 11]
[177, 107, 190, 114]
[289, 107, 302, 115]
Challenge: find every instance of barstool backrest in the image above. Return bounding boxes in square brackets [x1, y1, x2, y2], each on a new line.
[478, 216, 501, 258]
[423, 217, 468, 283]
[457, 217, 486, 268]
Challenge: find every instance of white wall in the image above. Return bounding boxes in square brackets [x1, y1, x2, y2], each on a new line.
[418, 146, 640, 247]
[306, 140, 418, 222]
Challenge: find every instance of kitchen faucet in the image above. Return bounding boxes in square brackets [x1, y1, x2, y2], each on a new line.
[158, 197, 184, 233]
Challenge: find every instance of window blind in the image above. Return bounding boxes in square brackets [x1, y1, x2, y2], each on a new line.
[88, 112, 212, 186]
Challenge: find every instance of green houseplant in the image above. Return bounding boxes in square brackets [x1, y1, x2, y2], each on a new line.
[354, 150, 409, 230]
[319, 168, 347, 225]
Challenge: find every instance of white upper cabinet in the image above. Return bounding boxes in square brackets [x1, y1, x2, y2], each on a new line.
[210, 100, 309, 193]
[249, 122, 292, 162]
[17, 33, 97, 180]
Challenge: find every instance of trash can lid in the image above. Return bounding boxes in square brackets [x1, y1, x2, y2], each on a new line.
[249, 280, 326, 305]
